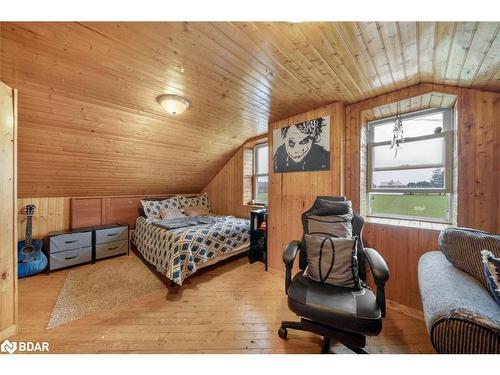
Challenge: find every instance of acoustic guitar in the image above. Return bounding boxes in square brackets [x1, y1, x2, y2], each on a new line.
[18, 204, 47, 278]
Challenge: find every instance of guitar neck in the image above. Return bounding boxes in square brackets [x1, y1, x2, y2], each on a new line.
[25, 215, 33, 246]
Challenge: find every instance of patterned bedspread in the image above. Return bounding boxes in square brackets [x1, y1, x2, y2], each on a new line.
[134, 215, 250, 285]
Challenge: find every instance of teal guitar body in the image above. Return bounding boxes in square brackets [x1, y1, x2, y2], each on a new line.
[17, 204, 48, 278]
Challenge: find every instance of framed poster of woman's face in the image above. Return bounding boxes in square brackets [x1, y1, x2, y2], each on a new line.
[272, 116, 330, 173]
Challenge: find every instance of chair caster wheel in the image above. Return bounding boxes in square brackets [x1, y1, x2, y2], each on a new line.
[278, 327, 288, 339]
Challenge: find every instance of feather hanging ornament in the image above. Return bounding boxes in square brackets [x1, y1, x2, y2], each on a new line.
[390, 104, 404, 158]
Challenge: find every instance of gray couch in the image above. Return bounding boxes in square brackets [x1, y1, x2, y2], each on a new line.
[418, 228, 500, 354]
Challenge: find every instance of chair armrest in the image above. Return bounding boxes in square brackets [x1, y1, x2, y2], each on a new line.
[364, 247, 389, 284]
[283, 240, 301, 266]
[364, 247, 389, 317]
[283, 240, 301, 292]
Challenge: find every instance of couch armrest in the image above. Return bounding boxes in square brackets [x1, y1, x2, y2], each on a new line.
[283, 240, 301, 292]
[364, 247, 389, 317]
[418, 251, 500, 353]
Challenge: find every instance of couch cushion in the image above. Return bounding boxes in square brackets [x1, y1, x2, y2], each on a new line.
[481, 250, 500, 307]
[439, 227, 500, 289]
[419, 251, 500, 330]
[287, 272, 381, 336]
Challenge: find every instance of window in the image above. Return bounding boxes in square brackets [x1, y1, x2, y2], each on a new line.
[367, 108, 453, 223]
[253, 142, 269, 204]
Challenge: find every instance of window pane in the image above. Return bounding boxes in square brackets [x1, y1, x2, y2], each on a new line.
[372, 111, 444, 142]
[255, 176, 268, 203]
[256, 145, 268, 174]
[369, 192, 450, 221]
[372, 167, 445, 190]
[372, 137, 445, 169]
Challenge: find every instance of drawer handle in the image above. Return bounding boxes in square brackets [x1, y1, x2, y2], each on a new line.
[107, 246, 119, 251]
[107, 233, 119, 236]
[64, 255, 78, 260]
[65, 240, 78, 244]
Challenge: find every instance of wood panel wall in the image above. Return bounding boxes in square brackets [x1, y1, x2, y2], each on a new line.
[4, 22, 499, 198]
[345, 83, 500, 231]
[203, 135, 267, 219]
[70, 193, 198, 229]
[2, 23, 270, 198]
[267, 103, 345, 270]
[345, 83, 500, 310]
[17, 197, 70, 241]
[0, 81, 18, 340]
[16, 194, 203, 243]
[205, 83, 498, 311]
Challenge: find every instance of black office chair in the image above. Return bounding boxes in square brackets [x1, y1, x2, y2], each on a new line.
[279, 196, 389, 354]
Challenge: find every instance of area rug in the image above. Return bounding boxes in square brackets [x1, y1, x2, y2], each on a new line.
[47, 255, 164, 329]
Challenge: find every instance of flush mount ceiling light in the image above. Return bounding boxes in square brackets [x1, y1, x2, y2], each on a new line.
[157, 94, 191, 115]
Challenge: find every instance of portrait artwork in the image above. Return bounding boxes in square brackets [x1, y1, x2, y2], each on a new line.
[272, 116, 330, 173]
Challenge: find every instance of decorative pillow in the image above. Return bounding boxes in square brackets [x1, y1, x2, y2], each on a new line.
[439, 228, 500, 289]
[303, 234, 361, 289]
[306, 213, 353, 238]
[159, 207, 185, 220]
[481, 250, 500, 307]
[183, 206, 209, 217]
[178, 192, 210, 211]
[140, 200, 162, 219]
[141, 196, 181, 219]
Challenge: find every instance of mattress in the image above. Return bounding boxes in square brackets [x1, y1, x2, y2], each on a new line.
[134, 215, 250, 285]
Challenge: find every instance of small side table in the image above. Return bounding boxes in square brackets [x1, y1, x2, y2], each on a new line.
[249, 209, 268, 271]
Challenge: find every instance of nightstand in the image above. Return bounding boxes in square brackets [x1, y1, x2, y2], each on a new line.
[249, 209, 268, 271]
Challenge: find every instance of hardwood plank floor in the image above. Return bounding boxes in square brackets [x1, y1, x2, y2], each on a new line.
[12, 252, 435, 354]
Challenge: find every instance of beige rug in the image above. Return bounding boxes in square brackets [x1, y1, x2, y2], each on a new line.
[47, 255, 164, 329]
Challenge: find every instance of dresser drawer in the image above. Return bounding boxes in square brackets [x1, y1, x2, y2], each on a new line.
[95, 226, 128, 244]
[50, 232, 92, 253]
[49, 246, 92, 270]
[95, 239, 128, 260]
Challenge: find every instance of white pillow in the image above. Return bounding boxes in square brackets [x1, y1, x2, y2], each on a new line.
[183, 206, 209, 217]
[159, 207, 186, 220]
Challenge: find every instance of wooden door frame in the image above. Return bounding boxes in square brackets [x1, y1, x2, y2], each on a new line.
[0, 82, 18, 340]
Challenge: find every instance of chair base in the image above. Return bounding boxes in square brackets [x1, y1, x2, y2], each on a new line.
[279, 319, 369, 354]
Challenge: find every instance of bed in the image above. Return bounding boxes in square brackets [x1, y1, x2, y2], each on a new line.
[133, 214, 250, 285]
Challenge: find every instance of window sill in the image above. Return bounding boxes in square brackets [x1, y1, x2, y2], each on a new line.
[365, 216, 451, 231]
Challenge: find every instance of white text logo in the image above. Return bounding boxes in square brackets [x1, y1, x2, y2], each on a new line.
[1, 339, 49, 354]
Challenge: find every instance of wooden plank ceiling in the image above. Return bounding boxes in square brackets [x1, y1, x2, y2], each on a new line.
[1, 22, 499, 197]
[362, 91, 458, 121]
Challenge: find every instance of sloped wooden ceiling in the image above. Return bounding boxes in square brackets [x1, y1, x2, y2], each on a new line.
[1, 22, 499, 197]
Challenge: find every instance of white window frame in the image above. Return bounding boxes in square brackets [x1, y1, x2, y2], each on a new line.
[253, 142, 269, 204]
[366, 108, 454, 223]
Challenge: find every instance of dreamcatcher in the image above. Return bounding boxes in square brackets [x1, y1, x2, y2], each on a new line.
[390, 103, 404, 158]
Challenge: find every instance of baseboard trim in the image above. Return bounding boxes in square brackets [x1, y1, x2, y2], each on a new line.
[386, 299, 425, 321]
[0, 324, 16, 341]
